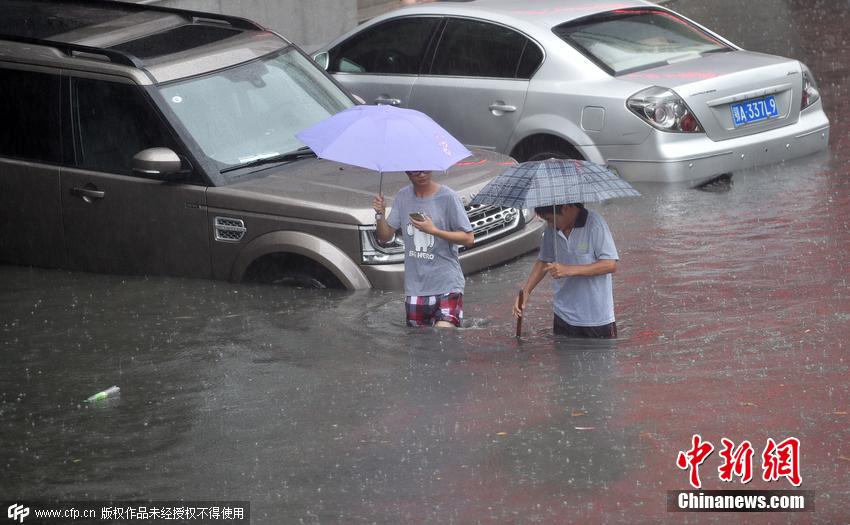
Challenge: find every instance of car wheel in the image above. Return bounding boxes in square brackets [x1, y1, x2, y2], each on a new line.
[244, 253, 342, 289]
[271, 270, 330, 289]
[526, 149, 572, 162]
[513, 136, 584, 163]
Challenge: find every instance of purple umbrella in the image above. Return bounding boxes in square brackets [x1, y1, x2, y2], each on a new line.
[296, 105, 472, 192]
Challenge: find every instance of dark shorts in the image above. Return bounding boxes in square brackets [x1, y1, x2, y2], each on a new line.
[405, 292, 463, 327]
[553, 314, 617, 339]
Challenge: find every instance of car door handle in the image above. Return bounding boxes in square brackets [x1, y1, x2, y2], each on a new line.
[488, 103, 517, 113]
[70, 187, 105, 200]
[374, 95, 401, 106]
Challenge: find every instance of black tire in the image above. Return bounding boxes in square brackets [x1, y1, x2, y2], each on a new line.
[271, 269, 330, 289]
[526, 149, 571, 162]
[244, 254, 342, 289]
[513, 136, 583, 163]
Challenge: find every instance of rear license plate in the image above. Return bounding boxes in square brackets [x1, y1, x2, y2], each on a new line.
[731, 95, 779, 127]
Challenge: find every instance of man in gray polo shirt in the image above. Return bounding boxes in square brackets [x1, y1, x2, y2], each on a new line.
[373, 170, 473, 328]
[513, 203, 619, 338]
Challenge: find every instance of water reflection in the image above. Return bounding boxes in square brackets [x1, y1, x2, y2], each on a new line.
[4, 0, 850, 521]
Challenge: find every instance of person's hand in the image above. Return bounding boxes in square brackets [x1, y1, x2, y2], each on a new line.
[513, 289, 529, 318]
[372, 193, 386, 216]
[545, 263, 574, 278]
[410, 214, 437, 234]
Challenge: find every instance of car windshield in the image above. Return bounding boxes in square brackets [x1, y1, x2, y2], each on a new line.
[553, 8, 731, 76]
[158, 47, 352, 179]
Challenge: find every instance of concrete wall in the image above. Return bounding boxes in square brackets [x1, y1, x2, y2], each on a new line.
[665, 0, 798, 56]
[140, 0, 358, 50]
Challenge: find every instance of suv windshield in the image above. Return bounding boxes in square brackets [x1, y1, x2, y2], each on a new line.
[553, 9, 730, 76]
[159, 47, 352, 180]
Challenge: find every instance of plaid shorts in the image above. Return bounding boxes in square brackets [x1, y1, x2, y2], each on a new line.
[405, 292, 463, 327]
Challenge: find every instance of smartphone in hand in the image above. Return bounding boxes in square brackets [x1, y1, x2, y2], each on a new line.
[409, 212, 426, 222]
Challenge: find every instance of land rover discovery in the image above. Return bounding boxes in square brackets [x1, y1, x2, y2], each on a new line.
[0, 0, 542, 289]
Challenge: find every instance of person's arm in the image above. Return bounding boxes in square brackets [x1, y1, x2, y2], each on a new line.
[513, 259, 549, 317]
[545, 259, 617, 278]
[547, 217, 618, 278]
[410, 216, 474, 248]
[372, 193, 396, 243]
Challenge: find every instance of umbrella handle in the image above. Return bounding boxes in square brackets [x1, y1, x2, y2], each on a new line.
[379, 171, 384, 197]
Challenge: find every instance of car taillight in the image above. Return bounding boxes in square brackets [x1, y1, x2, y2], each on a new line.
[627, 86, 703, 133]
[801, 68, 820, 110]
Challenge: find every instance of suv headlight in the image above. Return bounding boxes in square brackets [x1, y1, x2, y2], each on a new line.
[801, 67, 821, 110]
[360, 226, 405, 264]
[627, 86, 703, 133]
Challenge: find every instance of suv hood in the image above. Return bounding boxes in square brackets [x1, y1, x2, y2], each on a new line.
[624, 50, 803, 141]
[206, 149, 515, 224]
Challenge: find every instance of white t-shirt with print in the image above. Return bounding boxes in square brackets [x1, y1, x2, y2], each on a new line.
[386, 185, 472, 297]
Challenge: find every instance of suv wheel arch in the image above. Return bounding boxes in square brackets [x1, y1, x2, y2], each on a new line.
[244, 253, 342, 289]
[231, 230, 371, 290]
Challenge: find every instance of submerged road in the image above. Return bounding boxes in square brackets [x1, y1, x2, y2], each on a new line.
[2, 1, 849, 523]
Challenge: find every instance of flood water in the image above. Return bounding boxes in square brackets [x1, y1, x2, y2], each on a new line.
[2, 1, 849, 524]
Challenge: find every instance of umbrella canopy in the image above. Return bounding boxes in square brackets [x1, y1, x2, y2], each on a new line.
[296, 104, 472, 173]
[470, 158, 640, 209]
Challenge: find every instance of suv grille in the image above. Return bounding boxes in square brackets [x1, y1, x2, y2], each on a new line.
[463, 204, 521, 250]
[214, 217, 246, 242]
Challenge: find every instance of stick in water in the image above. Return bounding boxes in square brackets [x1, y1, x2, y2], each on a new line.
[516, 289, 524, 338]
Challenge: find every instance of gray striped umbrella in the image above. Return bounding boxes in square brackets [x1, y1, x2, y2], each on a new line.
[470, 158, 640, 208]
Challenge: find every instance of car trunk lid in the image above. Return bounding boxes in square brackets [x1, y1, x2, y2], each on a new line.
[625, 50, 803, 141]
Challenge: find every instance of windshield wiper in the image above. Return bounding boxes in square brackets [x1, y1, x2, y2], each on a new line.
[221, 147, 316, 173]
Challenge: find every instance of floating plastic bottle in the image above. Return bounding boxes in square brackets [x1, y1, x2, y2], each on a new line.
[85, 386, 120, 403]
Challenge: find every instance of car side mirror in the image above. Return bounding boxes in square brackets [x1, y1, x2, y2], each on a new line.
[132, 148, 186, 180]
[313, 51, 329, 70]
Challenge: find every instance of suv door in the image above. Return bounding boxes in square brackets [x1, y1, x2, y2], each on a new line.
[327, 16, 442, 107]
[0, 66, 65, 268]
[61, 75, 211, 278]
[408, 18, 542, 152]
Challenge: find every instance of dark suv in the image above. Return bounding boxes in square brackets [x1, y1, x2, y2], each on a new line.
[0, 0, 542, 289]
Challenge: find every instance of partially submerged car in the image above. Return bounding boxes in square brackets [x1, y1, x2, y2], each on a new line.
[0, 0, 542, 289]
[314, 0, 830, 184]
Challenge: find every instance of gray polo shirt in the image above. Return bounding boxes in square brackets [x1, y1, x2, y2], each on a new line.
[539, 208, 618, 326]
[387, 184, 473, 297]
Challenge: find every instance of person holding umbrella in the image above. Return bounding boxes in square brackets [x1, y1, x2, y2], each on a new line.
[373, 170, 473, 328]
[297, 104, 477, 328]
[469, 157, 639, 338]
[513, 202, 619, 338]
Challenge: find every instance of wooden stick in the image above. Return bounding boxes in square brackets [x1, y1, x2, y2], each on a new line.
[515, 289, 524, 338]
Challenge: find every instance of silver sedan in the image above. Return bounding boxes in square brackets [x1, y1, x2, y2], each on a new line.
[314, 0, 830, 184]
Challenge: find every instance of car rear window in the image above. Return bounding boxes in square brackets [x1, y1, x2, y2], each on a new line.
[553, 8, 731, 76]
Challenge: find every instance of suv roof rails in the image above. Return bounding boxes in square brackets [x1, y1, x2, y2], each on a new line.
[23, 0, 266, 32]
[1, 0, 270, 69]
[0, 34, 144, 68]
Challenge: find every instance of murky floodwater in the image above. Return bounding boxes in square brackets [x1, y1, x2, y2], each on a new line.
[2, 1, 849, 524]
